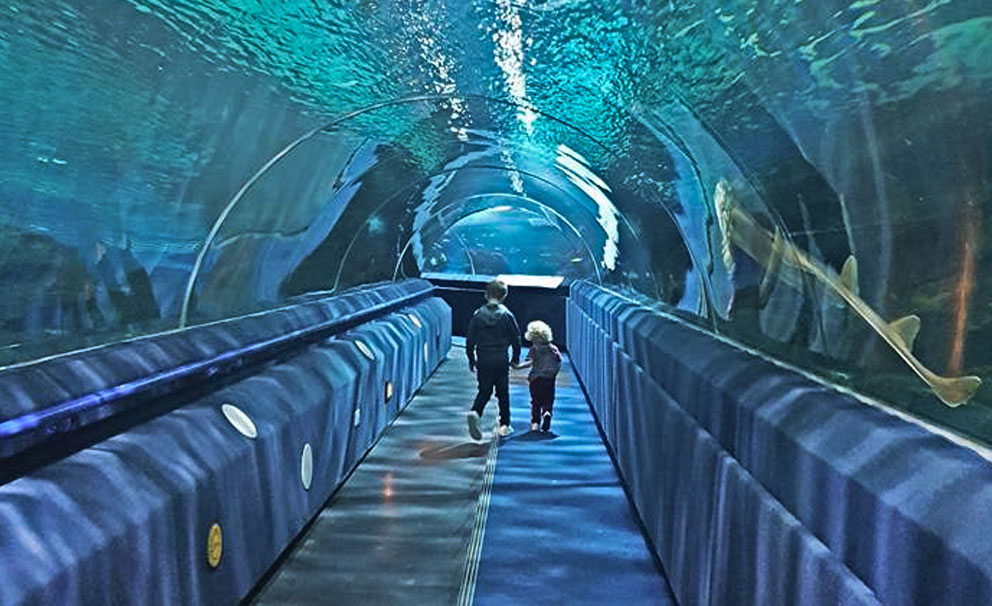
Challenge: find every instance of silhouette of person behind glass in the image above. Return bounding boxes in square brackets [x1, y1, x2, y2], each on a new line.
[93, 236, 158, 327]
[118, 235, 159, 323]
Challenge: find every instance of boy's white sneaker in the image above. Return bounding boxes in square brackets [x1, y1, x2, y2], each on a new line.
[530, 422, 539, 431]
[498, 424, 514, 437]
[467, 411, 482, 440]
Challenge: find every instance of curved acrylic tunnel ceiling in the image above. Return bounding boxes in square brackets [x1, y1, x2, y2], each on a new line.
[0, 1, 991, 442]
[189, 96, 697, 317]
[402, 198, 602, 280]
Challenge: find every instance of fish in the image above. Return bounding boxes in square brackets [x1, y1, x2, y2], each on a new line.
[796, 191, 852, 360]
[713, 179, 981, 407]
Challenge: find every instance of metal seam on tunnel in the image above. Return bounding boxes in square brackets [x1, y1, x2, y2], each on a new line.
[454, 231, 478, 276]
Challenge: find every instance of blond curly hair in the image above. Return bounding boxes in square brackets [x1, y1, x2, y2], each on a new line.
[525, 320, 553, 344]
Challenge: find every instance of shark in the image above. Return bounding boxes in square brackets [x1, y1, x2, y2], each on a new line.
[713, 179, 981, 407]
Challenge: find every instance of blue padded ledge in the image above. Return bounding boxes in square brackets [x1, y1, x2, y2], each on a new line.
[0, 280, 435, 460]
[569, 281, 992, 606]
[0, 296, 451, 605]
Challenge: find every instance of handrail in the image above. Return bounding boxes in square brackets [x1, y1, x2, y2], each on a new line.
[0, 284, 434, 466]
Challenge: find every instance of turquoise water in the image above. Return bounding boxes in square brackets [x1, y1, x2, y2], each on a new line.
[1, 1, 991, 442]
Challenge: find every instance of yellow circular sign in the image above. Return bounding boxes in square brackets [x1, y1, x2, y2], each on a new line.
[207, 523, 223, 569]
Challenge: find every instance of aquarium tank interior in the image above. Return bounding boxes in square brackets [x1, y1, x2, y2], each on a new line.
[1, 0, 991, 442]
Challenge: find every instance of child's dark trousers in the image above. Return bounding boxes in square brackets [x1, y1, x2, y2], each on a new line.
[472, 362, 511, 426]
[529, 376, 556, 424]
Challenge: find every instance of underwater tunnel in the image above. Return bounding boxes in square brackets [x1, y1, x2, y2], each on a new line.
[1, 1, 992, 604]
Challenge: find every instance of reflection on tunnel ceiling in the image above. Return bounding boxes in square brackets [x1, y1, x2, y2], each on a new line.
[0, 1, 991, 440]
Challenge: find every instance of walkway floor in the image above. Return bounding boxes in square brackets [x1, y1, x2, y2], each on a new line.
[474, 354, 674, 605]
[251, 344, 672, 605]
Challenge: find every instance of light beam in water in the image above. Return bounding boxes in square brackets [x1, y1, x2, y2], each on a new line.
[948, 201, 978, 376]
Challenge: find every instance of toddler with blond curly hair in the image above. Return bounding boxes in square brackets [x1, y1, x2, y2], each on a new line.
[515, 320, 562, 432]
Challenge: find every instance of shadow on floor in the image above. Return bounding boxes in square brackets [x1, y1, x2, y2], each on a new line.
[419, 441, 491, 460]
[506, 431, 559, 442]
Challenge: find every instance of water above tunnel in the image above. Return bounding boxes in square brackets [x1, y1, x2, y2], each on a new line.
[0, 0, 991, 445]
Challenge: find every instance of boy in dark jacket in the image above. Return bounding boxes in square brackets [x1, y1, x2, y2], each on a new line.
[466, 279, 521, 439]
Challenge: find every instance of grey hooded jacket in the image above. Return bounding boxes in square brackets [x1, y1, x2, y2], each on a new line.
[466, 302, 521, 369]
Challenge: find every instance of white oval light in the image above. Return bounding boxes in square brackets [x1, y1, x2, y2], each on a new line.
[354, 340, 374, 360]
[301, 443, 313, 490]
[221, 404, 257, 439]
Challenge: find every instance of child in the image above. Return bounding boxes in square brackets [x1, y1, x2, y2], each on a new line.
[516, 320, 562, 432]
[466, 279, 522, 439]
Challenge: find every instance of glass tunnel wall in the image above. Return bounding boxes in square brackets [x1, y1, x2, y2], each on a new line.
[1, 1, 991, 442]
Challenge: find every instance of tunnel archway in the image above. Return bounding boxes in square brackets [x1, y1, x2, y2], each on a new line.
[0, 0, 988, 454]
[2, 3, 992, 605]
[390, 193, 603, 282]
[181, 93, 689, 321]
